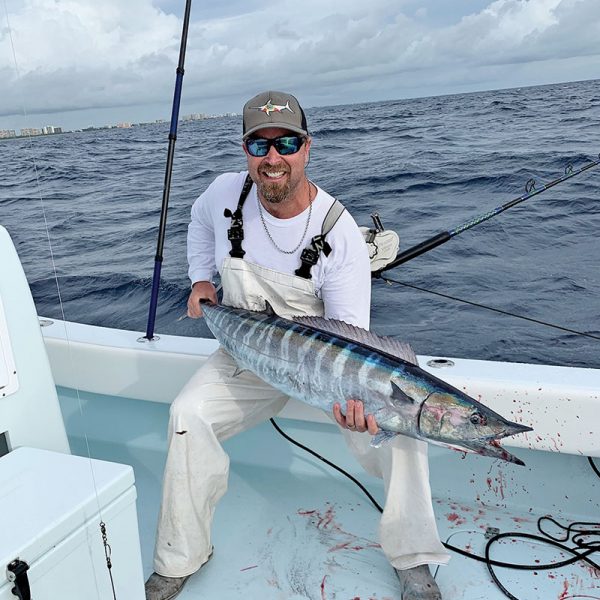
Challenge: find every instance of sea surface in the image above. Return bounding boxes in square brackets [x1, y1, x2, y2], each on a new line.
[1, 80, 599, 368]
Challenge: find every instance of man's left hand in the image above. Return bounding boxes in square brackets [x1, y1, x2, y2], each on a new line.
[333, 399, 379, 434]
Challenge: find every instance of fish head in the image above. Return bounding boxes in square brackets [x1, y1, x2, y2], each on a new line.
[418, 391, 533, 465]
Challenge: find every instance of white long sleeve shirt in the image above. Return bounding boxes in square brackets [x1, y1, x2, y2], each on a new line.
[187, 171, 371, 329]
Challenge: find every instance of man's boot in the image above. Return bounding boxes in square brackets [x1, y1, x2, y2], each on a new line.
[395, 564, 442, 600]
[145, 549, 213, 600]
[145, 573, 190, 600]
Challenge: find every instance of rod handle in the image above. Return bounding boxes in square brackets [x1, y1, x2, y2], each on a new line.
[373, 232, 451, 276]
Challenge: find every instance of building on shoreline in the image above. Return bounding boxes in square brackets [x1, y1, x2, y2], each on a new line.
[0, 126, 64, 139]
[182, 113, 206, 121]
[20, 127, 42, 136]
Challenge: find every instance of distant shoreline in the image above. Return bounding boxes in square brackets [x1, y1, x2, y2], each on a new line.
[0, 116, 240, 142]
[0, 131, 69, 142]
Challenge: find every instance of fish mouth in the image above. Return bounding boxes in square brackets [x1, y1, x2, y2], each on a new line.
[462, 439, 526, 466]
[451, 423, 534, 466]
[499, 422, 534, 438]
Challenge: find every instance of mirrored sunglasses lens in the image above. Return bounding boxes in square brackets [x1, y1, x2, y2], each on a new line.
[275, 136, 302, 155]
[246, 139, 269, 157]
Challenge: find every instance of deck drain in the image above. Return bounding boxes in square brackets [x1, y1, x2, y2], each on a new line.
[426, 358, 455, 368]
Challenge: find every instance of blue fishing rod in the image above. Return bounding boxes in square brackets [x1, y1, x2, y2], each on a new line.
[372, 155, 600, 277]
[145, 0, 193, 341]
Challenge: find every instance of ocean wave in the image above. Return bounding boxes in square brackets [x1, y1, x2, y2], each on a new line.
[2, 78, 599, 367]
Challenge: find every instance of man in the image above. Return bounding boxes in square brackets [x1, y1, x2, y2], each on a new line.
[145, 90, 448, 600]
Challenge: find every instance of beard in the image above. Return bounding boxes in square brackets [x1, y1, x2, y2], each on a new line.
[257, 166, 294, 204]
[259, 179, 291, 204]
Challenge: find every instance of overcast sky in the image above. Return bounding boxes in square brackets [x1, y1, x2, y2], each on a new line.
[1, 0, 599, 131]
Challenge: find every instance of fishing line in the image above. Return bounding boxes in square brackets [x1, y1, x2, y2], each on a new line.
[2, 3, 116, 598]
[270, 418, 600, 599]
[379, 275, 600, 342]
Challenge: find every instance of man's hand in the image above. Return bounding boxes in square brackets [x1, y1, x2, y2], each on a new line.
[187, 281, 218, 318]
[333, 399, 379, 435]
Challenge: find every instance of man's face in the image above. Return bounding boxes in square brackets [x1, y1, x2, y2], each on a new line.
[243, 127, 311, 205]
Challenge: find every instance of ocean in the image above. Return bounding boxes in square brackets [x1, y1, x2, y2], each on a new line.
[1, 79, 599, 368]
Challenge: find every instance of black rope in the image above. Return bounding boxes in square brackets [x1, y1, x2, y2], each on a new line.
[269, 418, 382, 511]
[485, 515, 600, 600]
[380, 275, 600, 342]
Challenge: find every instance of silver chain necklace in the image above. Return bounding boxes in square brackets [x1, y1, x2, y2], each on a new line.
[257, 182, 313, 254]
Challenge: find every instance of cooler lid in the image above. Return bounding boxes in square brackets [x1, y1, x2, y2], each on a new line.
[0, 447, 135, 568]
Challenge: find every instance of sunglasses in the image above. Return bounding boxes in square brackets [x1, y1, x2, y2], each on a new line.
[245, 135, 305, 157]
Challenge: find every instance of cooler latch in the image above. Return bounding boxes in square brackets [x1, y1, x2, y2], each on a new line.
[6, 559, 31, 600]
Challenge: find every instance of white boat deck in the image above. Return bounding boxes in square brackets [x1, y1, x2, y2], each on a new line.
[2, 219, 598, 599]
[58, 386, 600, 600]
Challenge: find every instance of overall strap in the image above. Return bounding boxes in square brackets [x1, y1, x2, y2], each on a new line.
[295, 198, 346, 279]
[224, 174, 253, 258]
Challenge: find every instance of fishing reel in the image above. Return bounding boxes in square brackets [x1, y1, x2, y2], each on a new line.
[360, 213, 400, 272]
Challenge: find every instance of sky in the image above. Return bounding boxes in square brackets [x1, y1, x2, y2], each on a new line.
[1, 0, 599, 131]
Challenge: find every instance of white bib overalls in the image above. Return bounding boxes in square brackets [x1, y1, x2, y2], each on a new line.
[154, 258, 449, 577]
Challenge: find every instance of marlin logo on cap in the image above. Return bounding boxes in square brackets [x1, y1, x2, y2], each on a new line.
[251, 99, 294, 115]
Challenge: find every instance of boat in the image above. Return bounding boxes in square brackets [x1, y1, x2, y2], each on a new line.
[1, 222, 598, 600]
[2, 4, 598, 596]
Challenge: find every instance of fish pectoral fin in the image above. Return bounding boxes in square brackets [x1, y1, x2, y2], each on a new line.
[370, 430, 399, 448]
[232, 367, 247, 378]
[390, 380, 415, 404]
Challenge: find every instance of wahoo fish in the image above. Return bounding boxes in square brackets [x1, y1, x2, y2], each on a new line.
[201, 302, 532, 465]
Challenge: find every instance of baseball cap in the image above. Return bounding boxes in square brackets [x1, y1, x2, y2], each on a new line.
[242, 91, 308, 139]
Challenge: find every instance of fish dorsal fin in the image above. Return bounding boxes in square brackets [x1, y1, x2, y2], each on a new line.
[291, 316, 418, 364]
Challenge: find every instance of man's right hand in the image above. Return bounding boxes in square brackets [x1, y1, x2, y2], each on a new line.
[187, 281, 218, 318]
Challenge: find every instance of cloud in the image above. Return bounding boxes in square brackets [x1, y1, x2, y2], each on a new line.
[437, 0, 600, 67]
[1, 0, 599, 125]
[178, 0, 600, 104]
[1, 0, 180, 115]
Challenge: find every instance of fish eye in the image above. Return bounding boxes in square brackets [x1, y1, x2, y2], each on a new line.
[470, 411, 487, 426]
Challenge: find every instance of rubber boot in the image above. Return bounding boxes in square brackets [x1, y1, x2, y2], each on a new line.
[395, 564, 442, 600]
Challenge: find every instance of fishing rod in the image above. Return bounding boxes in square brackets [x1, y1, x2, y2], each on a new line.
[372, 155, 600, 277]
[144, 0, 193, 341]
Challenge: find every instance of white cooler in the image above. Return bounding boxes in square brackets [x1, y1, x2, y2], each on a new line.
[0, 447, 145, 600]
